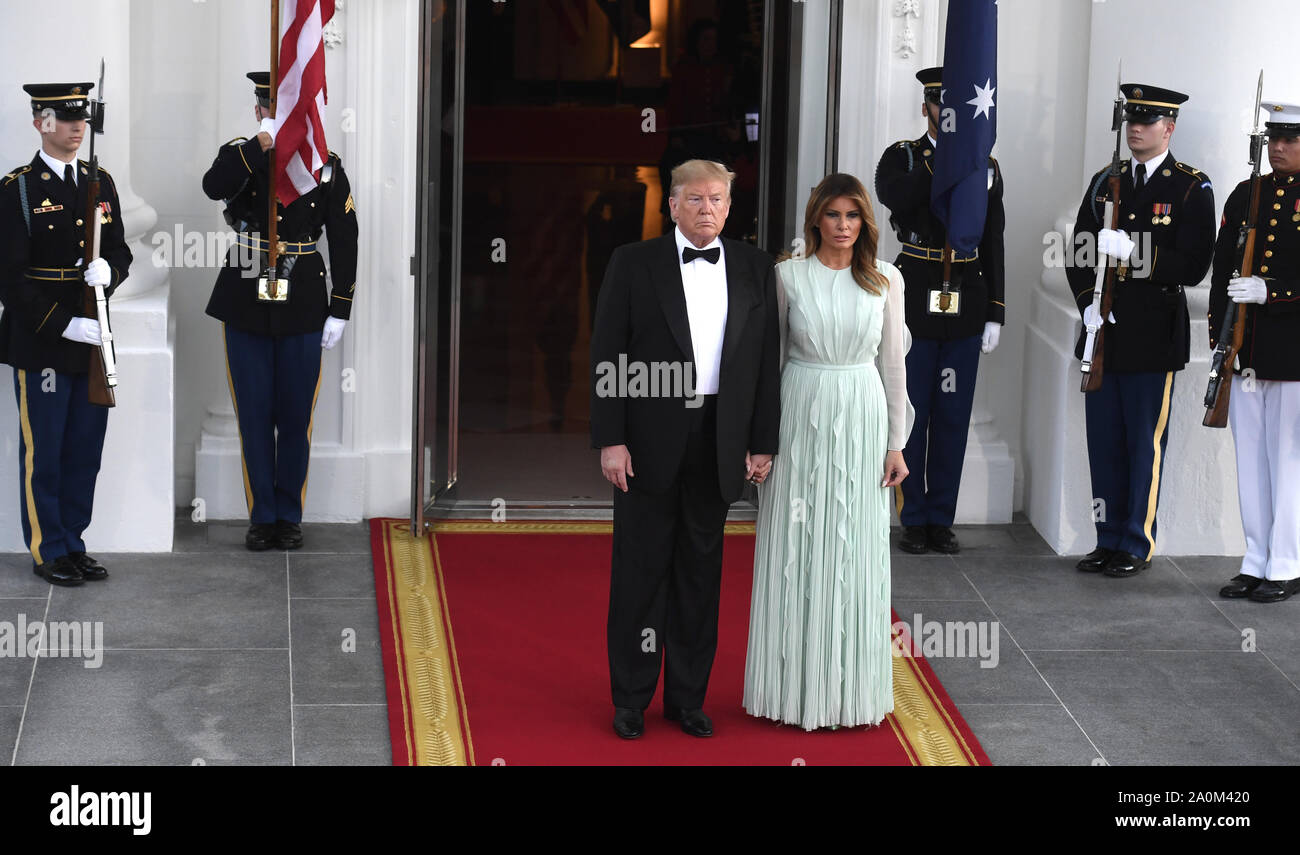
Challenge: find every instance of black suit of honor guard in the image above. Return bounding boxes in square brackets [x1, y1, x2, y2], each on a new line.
[0, 83, 130, 587]
[202, 72, 358, 551]
[875, 66, 1006, 556]
[1066, 83, 1215, 578]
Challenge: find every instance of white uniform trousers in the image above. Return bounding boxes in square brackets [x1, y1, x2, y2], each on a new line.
[1229, 374, 1300, 581]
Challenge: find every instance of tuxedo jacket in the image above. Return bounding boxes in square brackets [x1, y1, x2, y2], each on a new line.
[589, 233, 780, 504]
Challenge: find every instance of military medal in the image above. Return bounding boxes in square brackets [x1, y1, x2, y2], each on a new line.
[1152, 202, 1171, 225]
[1293, 199, 1299, 222]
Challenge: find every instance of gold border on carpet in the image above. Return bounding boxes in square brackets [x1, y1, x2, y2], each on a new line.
[380, 519, 976, 766]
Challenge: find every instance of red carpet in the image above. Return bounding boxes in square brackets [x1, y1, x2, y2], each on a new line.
[371, 519, 989, 766]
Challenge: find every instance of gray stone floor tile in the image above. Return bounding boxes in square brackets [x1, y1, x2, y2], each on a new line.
[289, 553, 378, 600]
[42, 552, 287, 649]
[890, 554, 981, 601]
[956, 704, 1101, 766]
[14, 649, 291, 764]
[891, 598, 1058, 704]
[294, 704, 391, 765]
[958, 555, 1243, 651]
[289, 599, 385, 706]
[1031, 650, 1300, 765]
[0, 554, 53, 598]
[0, 705, 21, 761]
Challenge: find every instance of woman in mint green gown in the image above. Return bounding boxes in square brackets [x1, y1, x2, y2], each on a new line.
[743, 173, 912, 731]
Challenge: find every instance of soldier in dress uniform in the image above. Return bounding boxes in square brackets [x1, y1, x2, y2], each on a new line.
[0, 82, 130, 586]
[202, 72, 358, 551]
[875, 66, 1005, 555]
[1066, 84, 1215, 577]
[1210, 100, 1300, 603]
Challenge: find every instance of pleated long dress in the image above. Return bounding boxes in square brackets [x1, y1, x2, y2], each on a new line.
[744, 254, 911, 730]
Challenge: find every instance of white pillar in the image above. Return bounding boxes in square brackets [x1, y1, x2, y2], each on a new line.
[840, 0, 1013, 524]
[0, 0, 174, 552]
[194, 0, 417, 521]
[1023, 0, 1278, 555]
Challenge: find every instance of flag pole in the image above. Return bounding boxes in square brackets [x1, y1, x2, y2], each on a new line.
[267, 0, 280, 298]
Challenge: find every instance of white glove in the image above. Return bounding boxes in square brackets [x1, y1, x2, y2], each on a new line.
[62, 318, 102, 346]
[1083, 304, 1116, 328]
[83, 257, 111, 287]
[1097, 228, 1136, 262]
[1228, 275, 1267, 305]
[321, 316, 347, 350]
[981, 321, 1001, 354]
[258, 116, 277, 140]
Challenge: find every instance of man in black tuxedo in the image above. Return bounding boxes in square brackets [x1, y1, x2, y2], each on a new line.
[590, 159, 780, 739]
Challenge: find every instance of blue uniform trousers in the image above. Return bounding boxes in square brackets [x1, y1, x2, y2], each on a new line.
[12, 368, 108, 567]
[1084, 370, 1175, 560]
[223, 324, 323, 525]
[898, 334, 981, 528]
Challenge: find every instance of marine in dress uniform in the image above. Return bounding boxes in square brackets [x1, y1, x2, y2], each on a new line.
[1210, 101, 1300, 603]
[875, 67, 1005, 555]
[202, 72, 358, 551]
[0, 83, 130, 586]
[1066, 84, 1216, 577]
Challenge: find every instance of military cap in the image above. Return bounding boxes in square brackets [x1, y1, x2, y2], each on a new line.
[1262, 101, 1300, 138]
[1121, 83, 1187, 123]
[916, 66, 942, 103]
[23, 82, 93, 121]
[247, 71, 272, 108]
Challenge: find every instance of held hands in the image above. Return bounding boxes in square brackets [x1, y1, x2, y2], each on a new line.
[1083, 304, 1116, 329]
[83, 258, 111, 288]
[980, 321, 1001, 354]
[1228, 275, 1267, 305]
[62, 317, 103, 346]
[321, 316, 347, 350]
[746, 452, 773, 486]
[881, 450, 908, 488]
[1097, 228, 1136, 262]
[600, 444, 634, 492]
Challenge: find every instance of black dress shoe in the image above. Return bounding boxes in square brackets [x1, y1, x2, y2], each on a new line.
[67, 551, 108, 581]
[899, 526, 929, 554]
[275, 521, 304, 550]
[612, 707, 644, 739]
[926, 525, 960, 555]
[1219, 573, 1264, 599]
[664, 706, 713, 737]
[33, 555, 84, 587]
[1102, 551, 1150, 577]
[1076, 547, 1114, 573]
[1249, 578, 1300, 603]
[245, 523, 277, 551]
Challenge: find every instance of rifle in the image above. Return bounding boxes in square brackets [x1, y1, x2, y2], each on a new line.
[1080, 63, 1124, 393]
[83, 58, 117, 408]
[1204, 71, 1265, 428]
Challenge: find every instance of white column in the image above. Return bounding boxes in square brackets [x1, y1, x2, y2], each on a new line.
[194, 0, 418, 521]
[0, 0, 174, 552]
[1023, 0, 1276, 555]
[840, 0, 1013, 524]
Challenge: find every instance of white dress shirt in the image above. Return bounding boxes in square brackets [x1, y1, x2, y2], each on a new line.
[674, 226, 728, 395]
[1130, 149, 1169, 188]
[39, 148, 77, 186]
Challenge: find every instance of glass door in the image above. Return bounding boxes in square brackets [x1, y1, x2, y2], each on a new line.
[414, 0, 839, 526]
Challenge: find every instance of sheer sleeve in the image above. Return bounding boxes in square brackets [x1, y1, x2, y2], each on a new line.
[878, 262, 914, 451]
[776, 260, 790, 369]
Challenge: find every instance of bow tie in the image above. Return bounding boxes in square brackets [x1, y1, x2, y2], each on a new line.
[682, 246, 720, 264]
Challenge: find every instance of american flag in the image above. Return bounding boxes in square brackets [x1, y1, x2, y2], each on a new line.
[273, 0, 335, 205]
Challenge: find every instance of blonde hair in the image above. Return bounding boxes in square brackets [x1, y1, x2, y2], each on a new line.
[669, 159, 736, 201]
[780, 173, 889, 295]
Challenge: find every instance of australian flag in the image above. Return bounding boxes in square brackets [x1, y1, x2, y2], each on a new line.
[930, 0, 998, 254]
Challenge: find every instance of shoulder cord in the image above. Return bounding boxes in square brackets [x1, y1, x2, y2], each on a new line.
[17, 173, 31, 235]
